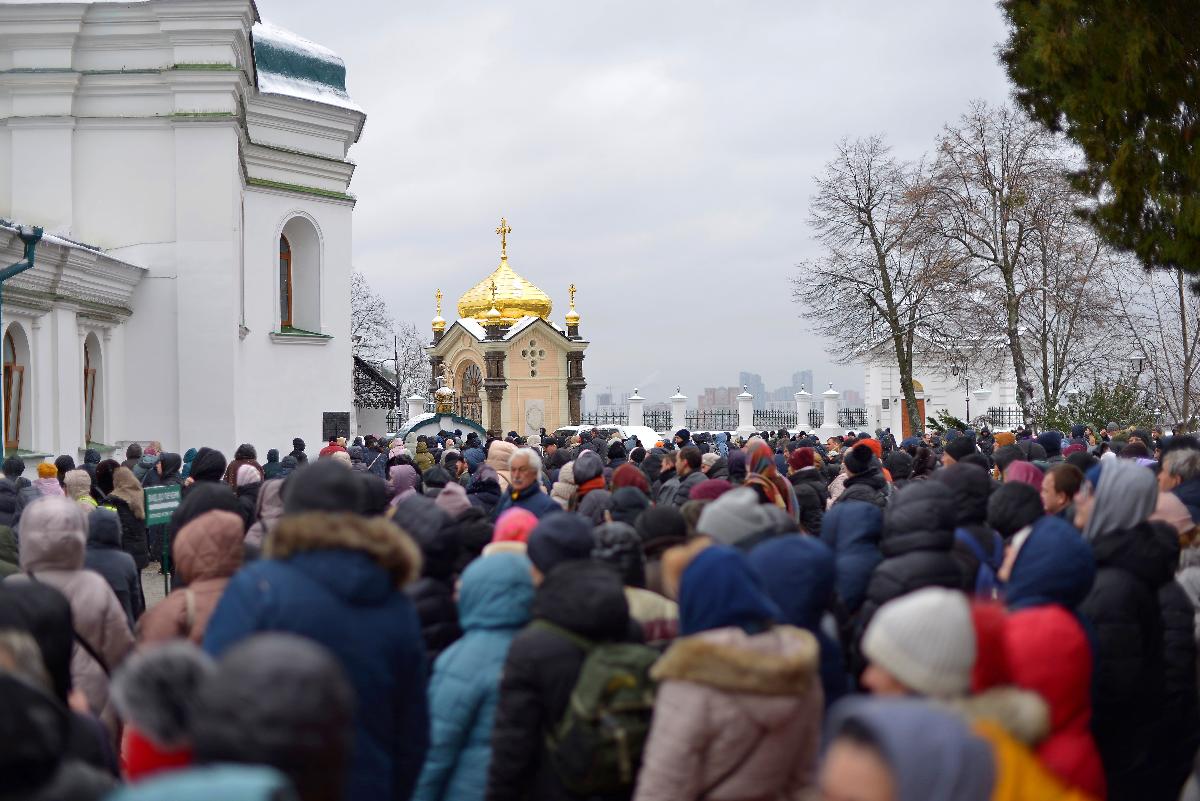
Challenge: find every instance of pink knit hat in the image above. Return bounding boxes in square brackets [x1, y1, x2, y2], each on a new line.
[493, 508, 538, 543]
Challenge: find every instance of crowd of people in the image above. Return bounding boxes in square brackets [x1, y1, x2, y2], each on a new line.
[3, 420, 1200, 800]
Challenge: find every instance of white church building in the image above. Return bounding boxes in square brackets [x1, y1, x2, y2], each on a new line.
[0, 0, 362, 462]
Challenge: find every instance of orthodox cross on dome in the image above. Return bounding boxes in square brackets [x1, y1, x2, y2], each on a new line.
[435, 288, 442, 317]
[495, 217, 512, 259]
[489, 279, 498, 306]
[568, 284, 576, 306]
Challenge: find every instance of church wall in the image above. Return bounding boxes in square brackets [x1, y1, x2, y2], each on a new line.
[0, 127, 10, 217]
[236, 187, 353, 453]
[10, 121, 74, 234]
[72, 125, 176, 250]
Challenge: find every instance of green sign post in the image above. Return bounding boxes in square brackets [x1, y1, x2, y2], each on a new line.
[144, 485, 182, 595]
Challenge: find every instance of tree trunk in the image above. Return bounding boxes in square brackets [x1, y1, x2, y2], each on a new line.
[895, 335, 922, 437]
[1004, 277, 1036, 425]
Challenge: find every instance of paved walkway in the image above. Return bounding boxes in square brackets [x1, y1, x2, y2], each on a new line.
[141, 564, 169, 609]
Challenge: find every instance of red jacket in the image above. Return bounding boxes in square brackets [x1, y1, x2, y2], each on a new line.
[1005, 606, 1106, 800]
[318, 442, 347, 458]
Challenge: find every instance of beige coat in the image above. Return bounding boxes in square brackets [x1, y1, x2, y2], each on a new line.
[138, 509, 244, 645]
[6, 496, 134, 718]
[634, 625, 822, 801]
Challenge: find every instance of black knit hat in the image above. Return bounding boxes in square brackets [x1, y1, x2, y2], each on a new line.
[842, 443, 874, 476]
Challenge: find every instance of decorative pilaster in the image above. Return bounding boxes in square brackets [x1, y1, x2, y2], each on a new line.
[566, 351, 586, 426]
[483, 349, 508, 437]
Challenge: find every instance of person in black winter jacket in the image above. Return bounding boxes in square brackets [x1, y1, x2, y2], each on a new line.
[395, 494, 461, 669]
[84, 508, 142, 625]
[786, 447, 828, 535]
[933, 463, 1002, 596]
[486, 515, 634, 801]
[466, 465, 503, 517]
[1078, 511, 1177, 800]
[834, 444, 889, 508]
[854, 481, 964, 667]
[287, 437, 308, 466]
[1156, 524, 1200, 801]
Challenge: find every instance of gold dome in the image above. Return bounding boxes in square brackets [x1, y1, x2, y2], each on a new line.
[432, 288, 446, 332]
[457, 256, 553, 324]
[564, 283, 580, 325]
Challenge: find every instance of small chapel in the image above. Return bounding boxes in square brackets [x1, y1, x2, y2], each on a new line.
[427, 219, 588, 438]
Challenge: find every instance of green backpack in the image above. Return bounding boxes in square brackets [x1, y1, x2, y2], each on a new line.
[534, 621, 660, 796]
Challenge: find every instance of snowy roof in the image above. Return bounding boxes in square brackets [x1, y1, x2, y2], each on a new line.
[448, 315, 575, 344]
[0, 219, 144, 271]
[251, 21, 362, 113]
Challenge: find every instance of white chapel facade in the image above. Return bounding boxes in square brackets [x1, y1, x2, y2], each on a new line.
[0, 0, 363, 460]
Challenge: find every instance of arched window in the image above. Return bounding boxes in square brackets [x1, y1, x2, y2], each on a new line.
[3, 325, 30, 454]
[279, 234, 293, 328]
[83, 334, 105, 446]
[457, 362, 483, 422]
[278, 217, 322, 334]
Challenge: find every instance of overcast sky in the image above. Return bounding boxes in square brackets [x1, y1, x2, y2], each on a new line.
[266, 1, 1013, 408]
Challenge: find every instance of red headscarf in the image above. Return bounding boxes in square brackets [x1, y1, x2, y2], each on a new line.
[742, 439, 795, 516]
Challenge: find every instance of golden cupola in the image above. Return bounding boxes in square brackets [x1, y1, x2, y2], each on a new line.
[457, 217, 553, 325]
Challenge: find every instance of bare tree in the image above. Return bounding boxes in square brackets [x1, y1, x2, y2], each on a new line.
[793, 136, 958, 436]
[1114, 266, 1200, 429]
[350, 270, 394, 363]
[927, 102, 1063, 422]
[351, 270, 432, 411]
[1019, 186, 1122, 407]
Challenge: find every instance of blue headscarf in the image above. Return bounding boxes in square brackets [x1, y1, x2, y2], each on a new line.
[679, 545, 780, 636]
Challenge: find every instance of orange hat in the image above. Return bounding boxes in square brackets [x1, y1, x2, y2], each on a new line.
[994, 432, 1016, 448]
[858, 438, 883, 459]
[36, 462, 57, 479]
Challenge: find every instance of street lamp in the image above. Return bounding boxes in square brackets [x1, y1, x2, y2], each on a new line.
[950, 365, 974, 422]
[1130, 351, 1146, 374]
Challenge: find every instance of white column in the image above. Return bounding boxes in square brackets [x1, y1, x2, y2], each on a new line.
[818, 383, 842, 435]
[670, 388, 687, 434]
[736, 386, 755, 439]
[794, 386, 812, 431]
[627, 389, 645, 428]
[406, 393, 425, 422]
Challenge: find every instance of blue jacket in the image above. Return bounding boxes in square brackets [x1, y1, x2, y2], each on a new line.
[748, 535, 848, 707]
[819, 500, 883, 615]
[107, 766, 294, 801]
[204, 515, 429, 801]
[414, 552, 534, 801]
[492, 482, 560, 520]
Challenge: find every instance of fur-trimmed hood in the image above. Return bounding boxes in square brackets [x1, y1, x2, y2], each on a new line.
[943, 686, 1050, 746]
[264, 512, 421, 589]
[651, 624, 818, 696]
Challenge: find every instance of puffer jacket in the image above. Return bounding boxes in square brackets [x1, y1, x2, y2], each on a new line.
[486, 560, 635, 801]
[788, 467, 828, 535]
[244, 479, 284, 550]
[1005, 605, 1106, 799]
[855, 482, 963, 655]
[934, 464, 1001, 594]
[398, 495, 462, 669]
[819, 500, 883, 616]
[139, 509, 244, 646]
[670, 470, 706, 507]
[1157, 563, 1200, 801]
[1079, 520, 1176, 801]
[0, 525, 17, 576]
[467, 466, 504, 516]
[632, 625, 822, 801]
[83, 508, 142, 626]
[415, 441, 437, 474]
[204, 512, 428, 801]
[0, 476, 19, 527]
[6, 497, 134, 719]
[414, 553, 534, 801]
[106, 494, 149, 571]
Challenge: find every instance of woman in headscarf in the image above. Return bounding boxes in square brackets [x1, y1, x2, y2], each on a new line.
[95, 459, 120, 497]
[389, 464, 420, 507]
[104, 466, 148, 574]
[633, 546, 822, 801]
[742, 438, 796, 518]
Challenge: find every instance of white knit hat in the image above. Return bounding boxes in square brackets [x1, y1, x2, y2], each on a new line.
[861, 587, 976, 698]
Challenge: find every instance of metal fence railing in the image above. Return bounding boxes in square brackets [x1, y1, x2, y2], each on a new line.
[985, 406, 1025, 429]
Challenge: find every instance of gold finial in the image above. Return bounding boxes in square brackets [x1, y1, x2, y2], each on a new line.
[484, 279, 502, 325]
[432, 288, 446, 332]
[565, 282, 580, 325]
[495, 217, 512, 259]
